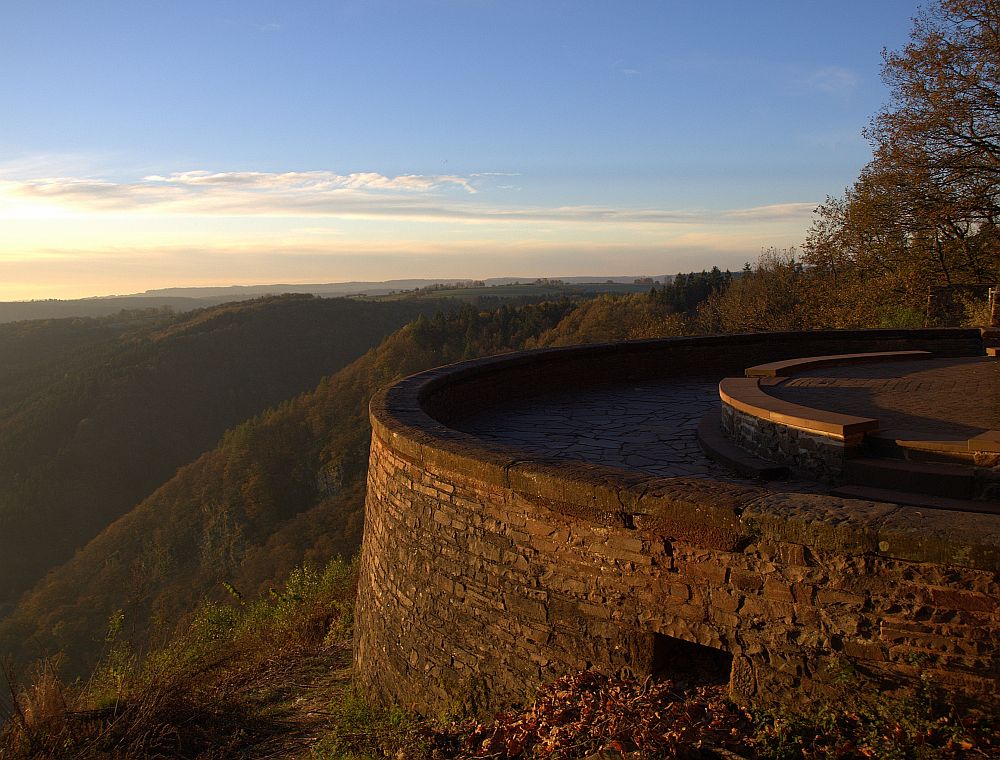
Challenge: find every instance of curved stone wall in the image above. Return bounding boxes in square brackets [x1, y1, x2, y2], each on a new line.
[354, 329, 999, 714]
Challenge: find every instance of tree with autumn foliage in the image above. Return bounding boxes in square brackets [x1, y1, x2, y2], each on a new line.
[875, 0, 999, 277]
[802, 0, 999, 324]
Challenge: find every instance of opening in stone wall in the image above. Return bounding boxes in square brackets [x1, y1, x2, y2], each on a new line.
[651, 633, 733, 686]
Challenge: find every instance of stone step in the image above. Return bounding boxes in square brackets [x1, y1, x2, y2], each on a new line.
[696, 410, 788, 480]
[864, 434, 978, 465]
[831, 484, 1000, 515]
[843, 457, 975, 499]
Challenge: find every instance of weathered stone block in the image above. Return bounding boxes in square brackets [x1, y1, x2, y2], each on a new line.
[712, 589, 741, 614]
[841, 639, 886, 662]
[678, 560, 728, 585]
[730, 569, 763, 593]
[816, 588, 865, 609]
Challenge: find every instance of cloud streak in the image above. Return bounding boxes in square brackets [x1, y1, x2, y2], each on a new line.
[143, 170, 476, 193]
[794, 66, 858, 95]
[0, 170, 815, 226]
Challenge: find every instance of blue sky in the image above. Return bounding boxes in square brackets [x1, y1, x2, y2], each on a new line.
[0, 0, 922, 299]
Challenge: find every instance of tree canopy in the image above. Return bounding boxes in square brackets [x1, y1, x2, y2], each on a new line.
[805, 0, 999, 299]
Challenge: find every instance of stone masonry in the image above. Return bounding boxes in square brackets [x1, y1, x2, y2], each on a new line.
[354, 329, 1000, 715]
[720, 402, 854, 481]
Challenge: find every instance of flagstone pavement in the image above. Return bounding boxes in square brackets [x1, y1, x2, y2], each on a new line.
[456, 377, 766, 483]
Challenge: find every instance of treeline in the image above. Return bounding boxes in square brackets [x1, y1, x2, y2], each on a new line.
[650, 267, 733, 313]
[777, 0, 998, 328]
[524, 268, 733, 347]
[409, 301, 580, 358]
[695, 1, 998, 333]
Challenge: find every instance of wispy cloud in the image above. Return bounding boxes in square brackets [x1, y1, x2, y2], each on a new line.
[720, 202, 815, 220]
[0, 168, 817, 299]
[0, 169, 814, 226]
[0, 151, 131, 181]
[611, 58, 641, 77]
[794, 66, 858, 95]
[142, 170, 476, 193]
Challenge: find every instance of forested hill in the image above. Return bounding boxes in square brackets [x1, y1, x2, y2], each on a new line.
[0, 295, 446, 618]
[1, 243, 987, 679]
[0, 300, 579, 677]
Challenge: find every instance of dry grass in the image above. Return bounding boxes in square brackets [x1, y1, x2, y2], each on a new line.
[0, 559, 357, 759]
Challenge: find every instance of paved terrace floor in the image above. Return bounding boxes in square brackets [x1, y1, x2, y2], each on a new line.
[457, 378, 726, 478]
[768, 357, 999, 441]
[455, 377, 819, 491]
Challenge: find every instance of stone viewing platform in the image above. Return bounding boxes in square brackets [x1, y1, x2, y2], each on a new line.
[353, 329, 1000, 717]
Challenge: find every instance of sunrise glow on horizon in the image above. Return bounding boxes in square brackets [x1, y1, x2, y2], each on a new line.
[1, 1, 923, 301]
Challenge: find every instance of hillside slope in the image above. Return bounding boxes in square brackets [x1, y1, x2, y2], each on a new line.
[0, 295, 441, 615]
[0, 301, 577, 677]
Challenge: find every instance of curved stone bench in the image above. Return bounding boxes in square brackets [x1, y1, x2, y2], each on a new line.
[720, 377, 878, 443]
[719, 350, 1000, 478]
[354, 329, 999, 718]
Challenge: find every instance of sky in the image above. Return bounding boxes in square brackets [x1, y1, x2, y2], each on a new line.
[0, 0, 924, 301]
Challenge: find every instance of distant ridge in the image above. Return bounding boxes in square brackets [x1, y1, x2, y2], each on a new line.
[136, 275, 670, 298]
[0, 275, 673, 323]
[0, 296, 240, 324]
